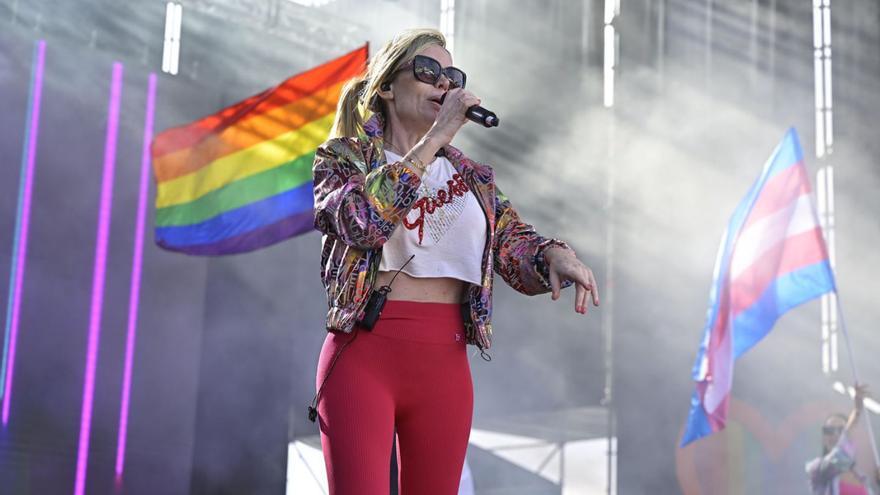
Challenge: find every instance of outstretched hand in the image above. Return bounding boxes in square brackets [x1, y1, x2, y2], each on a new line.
[854, 383, 869, 412]
[845, 383, 870, 433]
[544, 247, 599, 315]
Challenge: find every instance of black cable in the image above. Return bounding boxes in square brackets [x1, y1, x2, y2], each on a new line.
[308, 330, 359, 423]
[387, 254, 415, 286]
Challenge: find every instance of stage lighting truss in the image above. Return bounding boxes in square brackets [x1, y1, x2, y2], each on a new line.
[813, 0, 838, 377]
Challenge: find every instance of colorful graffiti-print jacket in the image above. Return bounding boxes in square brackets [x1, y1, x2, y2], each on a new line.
[312, 114, 573, 351]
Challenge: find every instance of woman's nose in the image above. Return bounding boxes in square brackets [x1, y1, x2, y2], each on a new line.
[436, 74, 451, 91]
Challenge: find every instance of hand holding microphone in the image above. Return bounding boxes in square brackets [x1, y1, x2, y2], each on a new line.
[426, 88, 499, 150]
[439, 91, 499, 128]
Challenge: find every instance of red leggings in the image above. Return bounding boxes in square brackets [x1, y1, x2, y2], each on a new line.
[315, 300, 473, 495]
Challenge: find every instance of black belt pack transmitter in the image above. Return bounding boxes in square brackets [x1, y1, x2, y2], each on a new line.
[357, 286, 390, 330]
[356, 254, 414, 330]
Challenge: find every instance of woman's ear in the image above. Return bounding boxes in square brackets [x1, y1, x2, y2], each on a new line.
[377, 82, 393, 102]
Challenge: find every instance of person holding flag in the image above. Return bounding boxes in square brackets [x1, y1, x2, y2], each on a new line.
[807, 384, 880, 495]
[679, 127, 880, 491]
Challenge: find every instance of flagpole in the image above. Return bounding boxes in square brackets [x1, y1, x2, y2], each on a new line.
[834, 293, 880, 469]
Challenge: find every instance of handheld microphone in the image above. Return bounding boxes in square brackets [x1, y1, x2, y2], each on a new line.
[439, 93, 500, 128]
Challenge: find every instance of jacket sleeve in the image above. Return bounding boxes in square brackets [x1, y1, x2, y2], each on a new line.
[312, 137, 422, 250]
[492, 184, 575, 296]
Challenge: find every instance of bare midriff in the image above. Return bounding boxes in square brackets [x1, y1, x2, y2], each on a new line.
[375, 270, 467, 304]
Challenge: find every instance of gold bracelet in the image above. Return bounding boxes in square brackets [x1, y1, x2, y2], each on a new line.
[402, 154, 426, 175]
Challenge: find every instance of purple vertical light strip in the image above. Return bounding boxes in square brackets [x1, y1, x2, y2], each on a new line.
[114, 73, 156, 478]
[74, 62, 123, 495]
[2, 40, 46, 425]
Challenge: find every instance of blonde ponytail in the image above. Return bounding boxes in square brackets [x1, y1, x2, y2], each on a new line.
[331, 76, 368, 138]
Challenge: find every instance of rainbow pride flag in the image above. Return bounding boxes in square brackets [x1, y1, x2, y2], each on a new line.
[151, 45, 368, 255]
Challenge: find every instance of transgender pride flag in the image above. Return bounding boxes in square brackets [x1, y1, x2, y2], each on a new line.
[681, 128, 836, 446]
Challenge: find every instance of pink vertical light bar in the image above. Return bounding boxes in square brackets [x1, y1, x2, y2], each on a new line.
[115, 72, 156, 479]
[74, 62, 123, 495]
[2, 40, 46, 425]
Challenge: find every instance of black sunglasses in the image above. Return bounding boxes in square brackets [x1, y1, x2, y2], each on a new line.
[395, 54, 467, 90]
[822, 425, 844, 435]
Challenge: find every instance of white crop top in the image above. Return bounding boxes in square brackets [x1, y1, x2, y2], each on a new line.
[378, 149, 488, 285]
